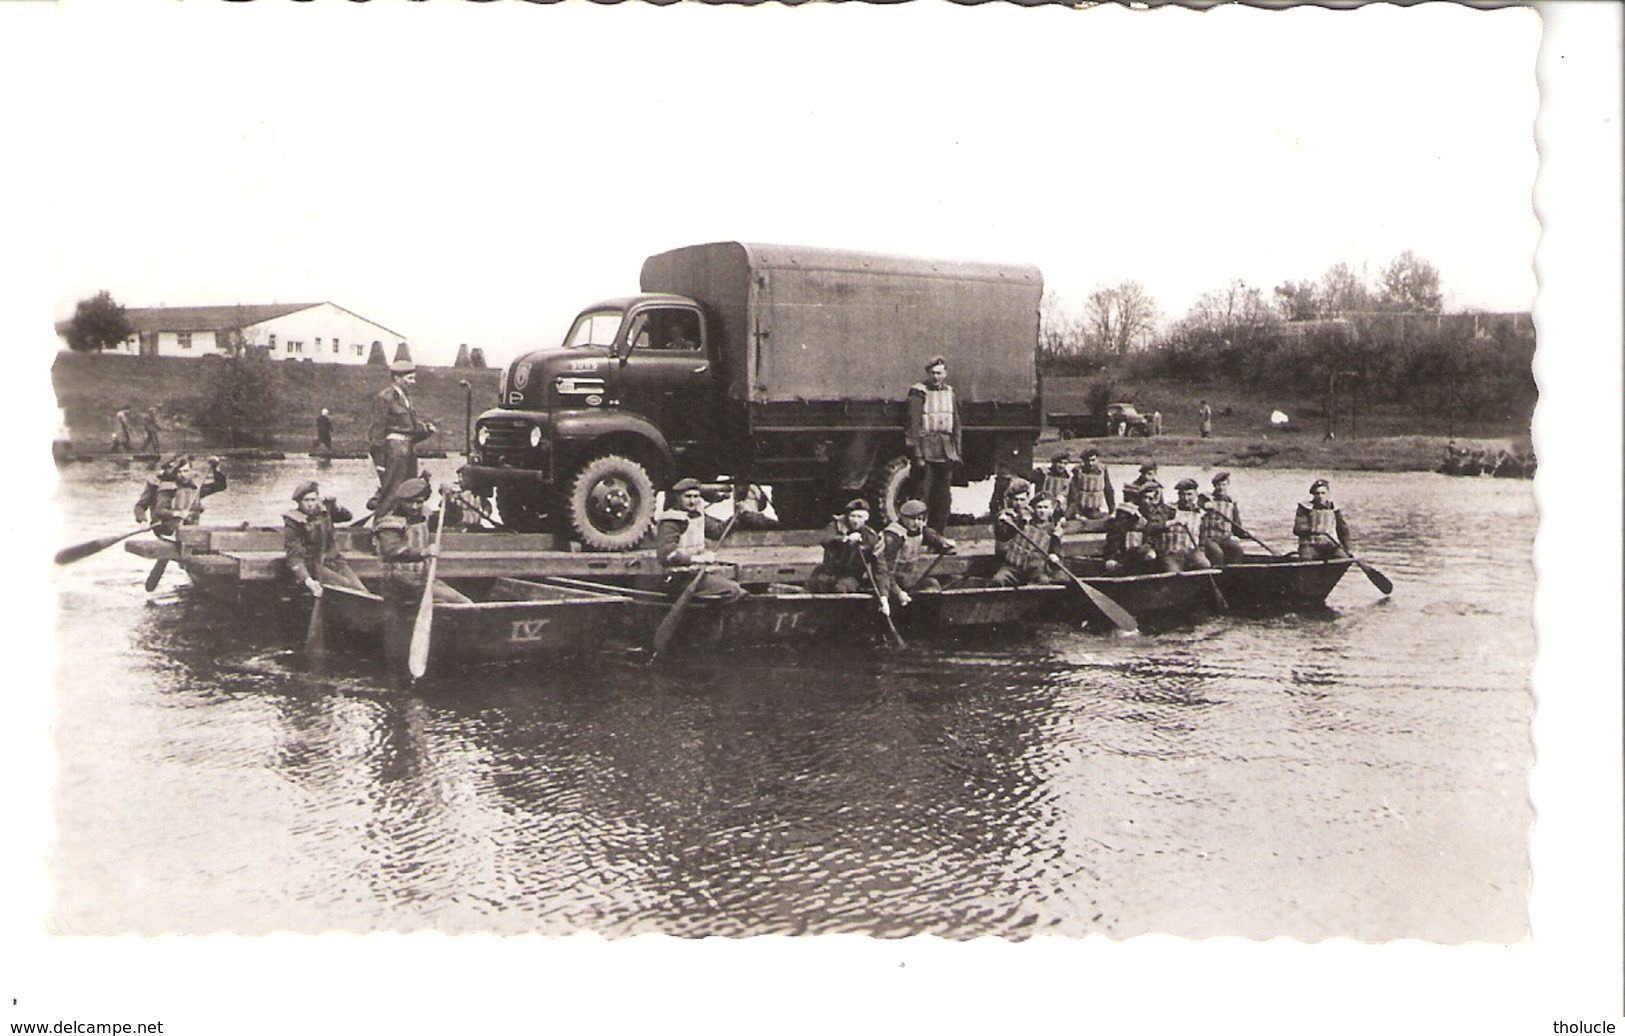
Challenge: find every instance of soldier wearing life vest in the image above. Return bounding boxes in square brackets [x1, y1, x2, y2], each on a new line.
[904, 356, 962, 533]
[1066, 446, 1116, 519]
[1102, 499, 1155, 574]
[1039, 453, 1073, 507]
[1198, 470, 1248, 566]
[1158, 478, 1213, 573]
[1293, 478, 1352, 560]
[875, 498, 957, 608]
[283, 480, 368, 598]
[807, 498, 883, 594]
[134, 453, 227, 538]
[373, 478, 472, 604]
[1123, 461, 1159, 508]
[656, 478, 747, 601]
[991, 482, 1066, 587]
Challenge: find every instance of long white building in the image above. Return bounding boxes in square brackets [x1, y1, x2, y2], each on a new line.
[72, 302, 408, 365]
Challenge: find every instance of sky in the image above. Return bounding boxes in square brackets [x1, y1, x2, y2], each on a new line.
[7, 2, 1623, 1033]
[42, 1, 1542, 367]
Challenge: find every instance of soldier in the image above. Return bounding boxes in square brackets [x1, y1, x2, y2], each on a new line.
[1039, 452, 1073, 507]
[1102, 499, 1155, 575]
[140, 406, 163, 452]
[1198, 399, 1213, 438]
[282, 480, 367, 597]
[110, 405, 133, 453]
[367, 359, 437, 523]
[1293, 478, 1353, 560]
[1159, 478, 1214, 573]
[1123, 461, 1159, 508]
[875, 498, 957, 609]
[315, 408, 334, 451]
[1066, 446, 1116, 519]
[134, 453, 226, 538]
[807, 498, 882, 594]
[373, 478, 472, 604]
[656, 478, 747, 601]
[904, 356, 962, 533]
[1199, 471, 1249, 566]
[991, 489, 1065, 587]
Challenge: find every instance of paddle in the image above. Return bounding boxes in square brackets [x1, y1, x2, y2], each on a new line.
[54, 524, 162, 565]
[144, 559, 169, 592]
[650, 510, 740, 662]
[859, 549, 907, 649]
[1202, 507, 1282, 556]
[407, 488, 451, 680]
[1011, 523, 1138, 634]
[1303, 532, 1393, 595]
[305, 591, 326, 657]
[906, 550, 950, 592]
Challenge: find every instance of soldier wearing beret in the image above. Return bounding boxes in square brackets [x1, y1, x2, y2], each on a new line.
[875, 498, 957, 608]
[1123, 461, 1159, 508]
[366, 359, 437, 525]
[807, 498, 883, 594]
[656, 478, 747, 601]
[373, 477, 471, 604]
[134, 453, 227, 539]
[991, 489, 1067, 587]
[1198, 471, 1248, 566]
[1039, 452, 1073, 507]
[1066, 446, 1116, 520]
[283, 480, 367, 597]
[1159, 477, 1213, 572]
[1102, 499, 1156, 574]
[1293, 478, 1353, 560]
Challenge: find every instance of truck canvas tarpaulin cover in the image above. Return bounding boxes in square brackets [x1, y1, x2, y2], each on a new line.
[640, 242, 1041, 406]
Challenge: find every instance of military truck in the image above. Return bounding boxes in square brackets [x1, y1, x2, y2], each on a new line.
[462, 242, 1042, 550]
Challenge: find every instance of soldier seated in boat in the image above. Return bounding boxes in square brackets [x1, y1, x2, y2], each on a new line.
[656, 478, 748, 602]
[283, 480, 368, 598]
[1102, 499, 1156, 574]
[875, 498, 957, 608]
[1198, 470, 1248, 567]
[1038, 452, 1073, 512]
[1122, 461, 1159, 508]
[134, 453, 227, 539]
[1147, 478, 1213, 573]
[807, 498, 883, 594]
[990, 483, 1068, 588]
[1293, 478, 1352, 560]
[1066, 446, 1116, 520]
[374, 478, 473, 604]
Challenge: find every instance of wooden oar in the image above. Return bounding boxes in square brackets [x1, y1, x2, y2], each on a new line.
[1011, 523, 1138, 633]
[407, 489, 451, 680]
[144, 559, 169, 592]
[650, 511, 740, 662]
[305, 591, 326, 656]
[906, 550, 950, 592]
[1307, 533, 1393, 595]
[860, 549, 907, 649]
[54, 524, 162, 565]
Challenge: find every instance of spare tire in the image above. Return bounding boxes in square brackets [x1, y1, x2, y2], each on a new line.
[568, 454, 658, 552]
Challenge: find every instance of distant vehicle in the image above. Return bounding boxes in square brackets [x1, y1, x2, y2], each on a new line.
[1047, 402, 1149, 439]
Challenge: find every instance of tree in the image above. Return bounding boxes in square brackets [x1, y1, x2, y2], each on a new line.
[1319, 262, 1373, 315]
[1273, 279, 1322, 321]
[64, 290, 133, 353]
[1082, 280, 1159, 355]
[191, 352, 281, 448]
[1378, 250, 1443, 313]
[1039, 290, 1084, 363]
[1180, 278, 1278, 344]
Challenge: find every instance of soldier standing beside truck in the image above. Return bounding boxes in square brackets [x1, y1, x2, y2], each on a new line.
[905, 357, 962, 534]
[367, 360, 436, 524]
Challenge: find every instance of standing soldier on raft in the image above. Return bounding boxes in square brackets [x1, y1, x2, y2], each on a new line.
[366, 360, 436, 524]
[905, 356, 962, 534]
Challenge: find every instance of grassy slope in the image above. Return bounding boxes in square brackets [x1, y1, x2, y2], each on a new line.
[51, 352, 502, 454]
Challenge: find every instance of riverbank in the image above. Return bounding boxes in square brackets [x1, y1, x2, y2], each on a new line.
[1041, 432, 1528, 475]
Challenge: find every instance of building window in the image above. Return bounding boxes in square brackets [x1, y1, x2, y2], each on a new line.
[315, 337, 322, 351]
[269, 334, 277, 351]
[288, 340, 303, 354]
[353, 344, 364, 356]
[177, 332, 192, 350]
[333, 339, 339, 354]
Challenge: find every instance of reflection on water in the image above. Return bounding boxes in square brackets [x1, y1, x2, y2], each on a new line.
[51, 460, 1533, 941]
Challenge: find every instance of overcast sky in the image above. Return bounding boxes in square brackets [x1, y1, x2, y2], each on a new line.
[47, 1, 1540, 366]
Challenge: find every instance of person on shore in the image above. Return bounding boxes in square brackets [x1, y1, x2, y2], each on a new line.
[111, 405, 133, 453]
[315, 408, 334, 451]
[1198, 471, 1249, 566]
[140, 406, 163, 452]
[283, 480, 367, 598]
[1123, 461, 1159, 508]
[1066, 446, 1116, 519]
[1155, 478, 1213, 573]
[875, 498, 956, 608]
[366, 360, 436, 524]
[1151, 410, 1163, 436]
[905, 356, 962, 533]
[1102, 499, 1156, 575]
[656, 478, 747, 601]
[1198, 399, 1213, 438]
[373, 478, 472, 604]
[1293, 478, 1353, 560]
[991, 490, 1066, 588]
[134, 453, 227, 538]
[807, 498, 882, 594]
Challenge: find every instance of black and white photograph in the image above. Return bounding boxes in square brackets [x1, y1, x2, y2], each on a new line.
[6, 0, 1621, 1031]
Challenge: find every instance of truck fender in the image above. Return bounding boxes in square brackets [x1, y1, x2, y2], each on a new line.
[552, 410, 676, 470]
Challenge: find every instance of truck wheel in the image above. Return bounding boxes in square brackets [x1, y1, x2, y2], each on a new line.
[866, 455, 914, 525]
[568, 454, 657, 552]
[1129, 424, 1149, 438]
[1058, 428, 1074, 440]
[494, 484, 551, 533]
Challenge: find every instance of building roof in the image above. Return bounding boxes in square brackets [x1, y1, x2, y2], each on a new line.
[121, 303, 323, 333]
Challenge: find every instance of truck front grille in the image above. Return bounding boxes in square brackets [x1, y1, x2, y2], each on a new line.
[480, 418, 539, 452]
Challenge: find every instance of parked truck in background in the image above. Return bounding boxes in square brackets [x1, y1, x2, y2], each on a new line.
[462, 242, 1042, 551]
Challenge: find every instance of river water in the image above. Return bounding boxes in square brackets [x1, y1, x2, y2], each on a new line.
[48, 457, 1533, 942]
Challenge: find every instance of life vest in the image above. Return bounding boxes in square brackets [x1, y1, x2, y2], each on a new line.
[1201, 496, 1240, 541]
[1144, 505, 1191, 555]
[283, 509, 339, 567]
[659, 509, 708, 561]
[1041, 469, 1070, 501]
[1072, 467, 1107, 512]
[164, 482, 205, 524]
[914, 383, 956, 435]
[1000, 514, 1052, 570]
[1298, 504, 1340, 545]
[376, 514, 430, 577]
[884, 521, 925, 567]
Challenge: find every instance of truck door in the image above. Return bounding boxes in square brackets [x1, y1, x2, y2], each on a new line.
[614, 305, 713, 453]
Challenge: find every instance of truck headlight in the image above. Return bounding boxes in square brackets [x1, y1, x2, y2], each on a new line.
[476, 426, 491, 447]
[529, 426, 542, 448]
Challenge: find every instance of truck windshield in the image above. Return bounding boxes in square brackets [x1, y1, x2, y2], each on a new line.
[562, 309, 625, 350]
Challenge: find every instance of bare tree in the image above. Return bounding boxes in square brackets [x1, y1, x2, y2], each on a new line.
[1181, 278, 1278, 344]
[1378, 250, 1444, 313]
[1082, 280, 1159, 355]
[1319, 261, 1373, 315]
[1039, 290, 1084, 359]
